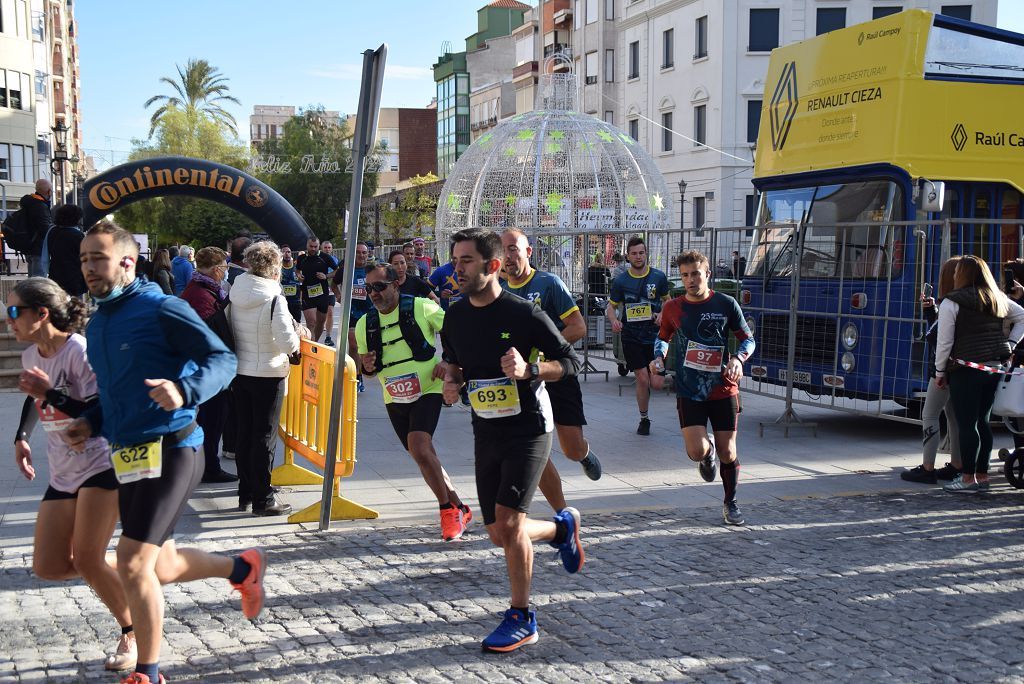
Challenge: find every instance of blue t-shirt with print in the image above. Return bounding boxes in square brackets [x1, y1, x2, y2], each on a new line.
[609, 266, 670, 344]
[349, 266, 372, 320]
[428, 262, 461, 310]
[502, 269, 579, 332]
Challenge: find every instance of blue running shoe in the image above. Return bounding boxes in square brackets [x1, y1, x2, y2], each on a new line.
[482, 608, 538, 653]
[554, 507, 584, 574]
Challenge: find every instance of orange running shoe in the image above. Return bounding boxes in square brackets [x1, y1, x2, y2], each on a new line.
[460, 504, 474, 528]
[231, 547, 267, 619]
[120, 673, 165, 683]
[440, 506, 467, 541]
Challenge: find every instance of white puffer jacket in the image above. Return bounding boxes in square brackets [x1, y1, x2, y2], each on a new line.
[228, 272, 300, 378]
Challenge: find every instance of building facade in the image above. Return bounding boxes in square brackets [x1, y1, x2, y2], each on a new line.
[611, 0, 996, 232]
[0, 0, 81, 211]
[433, 0, 529, 178]
[347, 107, 438, 195]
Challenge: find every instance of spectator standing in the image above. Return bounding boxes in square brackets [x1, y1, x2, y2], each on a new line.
[901, 257, 963, 484]
[170, 246, 194, 296]
[935, 255, 1024, 492]
[45, 204, 86, 297]
[228, 241, 300, 515]
[586, 253, 610, 298]
[180, 247, 238, 485]
[223, 236, 252, 295]
[610, 253, 627, 280]
[151, 249, 175, 296]
[999, 258, 1024, 462]
[20, 179, 52, 277]
[732, 250, 747, 279]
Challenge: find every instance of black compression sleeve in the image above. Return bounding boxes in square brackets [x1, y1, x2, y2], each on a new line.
[43, 389, 97, 419]
[16, 396, 37, 443]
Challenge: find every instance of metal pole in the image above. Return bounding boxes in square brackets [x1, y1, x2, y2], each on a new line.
[319, 44, 387, 531]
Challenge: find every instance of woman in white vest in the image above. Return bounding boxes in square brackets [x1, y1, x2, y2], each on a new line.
[228, 241, 300, 516]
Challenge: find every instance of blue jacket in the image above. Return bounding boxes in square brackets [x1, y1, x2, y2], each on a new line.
[83, 279, 237, 447]
[170, 256, 194, 296]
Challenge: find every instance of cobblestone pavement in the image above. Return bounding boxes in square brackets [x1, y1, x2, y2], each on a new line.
[1, 487, 1023, 682]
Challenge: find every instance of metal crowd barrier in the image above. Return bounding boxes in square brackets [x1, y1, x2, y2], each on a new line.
[273, 339, 377, 524]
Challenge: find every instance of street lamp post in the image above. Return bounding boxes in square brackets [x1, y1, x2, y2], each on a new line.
[50, 120, 69, 206]
[69, 154, 80, 206]
[677, 178, 687, 251]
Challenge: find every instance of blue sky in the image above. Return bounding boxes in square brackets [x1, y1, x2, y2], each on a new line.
[78, 2, 1024, 170]
[77, 1, 487, 168]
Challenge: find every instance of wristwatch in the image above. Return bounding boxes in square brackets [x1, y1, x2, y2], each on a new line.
[528, 362, 540, 380]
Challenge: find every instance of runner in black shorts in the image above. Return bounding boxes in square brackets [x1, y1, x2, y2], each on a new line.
[500, 229, 602, 516]
[607, 236, 671, 435]
[651, 250, 755, 526]
[441, 228, 584, 653]
[9, 277, 135, 672]
[296, 236, 333, 342]
[64, 222, 267, 684]
[354, 263, 473, 542]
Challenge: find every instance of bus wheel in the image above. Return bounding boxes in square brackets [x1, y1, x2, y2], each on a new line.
[1004, 451, 1024, 489]
[617, 363, 628, 377]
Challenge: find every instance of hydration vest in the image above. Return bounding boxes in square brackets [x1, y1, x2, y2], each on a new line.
[364, 294, 436, 374]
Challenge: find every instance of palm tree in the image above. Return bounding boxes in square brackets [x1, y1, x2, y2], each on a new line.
[144, 59, 241, 138]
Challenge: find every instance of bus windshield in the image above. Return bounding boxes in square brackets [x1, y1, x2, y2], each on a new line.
[747, 180, 904, 279]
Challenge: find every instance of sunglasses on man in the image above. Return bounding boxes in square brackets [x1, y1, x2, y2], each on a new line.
[366, 281, 396, 293]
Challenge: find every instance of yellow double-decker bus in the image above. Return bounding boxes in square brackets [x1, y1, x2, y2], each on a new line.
[745, 9, 1024, 414]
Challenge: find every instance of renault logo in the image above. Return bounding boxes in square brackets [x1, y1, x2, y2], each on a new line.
[770, 61, 799, 151]
[951, 123, 967, 152]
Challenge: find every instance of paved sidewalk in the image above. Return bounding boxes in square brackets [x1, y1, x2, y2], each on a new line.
[1, 359, 1023, 681]
[1, 489, 1023, 682]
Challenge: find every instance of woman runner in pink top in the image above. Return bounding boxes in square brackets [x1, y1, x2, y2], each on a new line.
[8, 278, 136, 672]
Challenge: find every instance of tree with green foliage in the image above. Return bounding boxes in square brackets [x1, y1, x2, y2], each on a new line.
[380, 173, 440, 243]
[254, 106, 381, 241]
[115, 107, 254, 246]
[144, 59, 241, 138]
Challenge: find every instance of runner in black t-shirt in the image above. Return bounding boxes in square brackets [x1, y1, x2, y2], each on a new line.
[440, 228, 584, 653]
[295, 236, 332, 342]
[388, 250, 440, 302]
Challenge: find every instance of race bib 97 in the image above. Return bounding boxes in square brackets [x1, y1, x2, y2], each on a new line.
[112, 439, 162, 484]
[467, 377, 521, 419]
[306, 283, 324, 298]
[683, 340, 724, 373]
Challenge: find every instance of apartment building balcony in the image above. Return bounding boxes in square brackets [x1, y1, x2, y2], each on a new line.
[513, 60, 538, 82]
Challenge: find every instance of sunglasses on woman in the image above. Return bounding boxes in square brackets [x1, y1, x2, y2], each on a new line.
[6, 305, 33, 320]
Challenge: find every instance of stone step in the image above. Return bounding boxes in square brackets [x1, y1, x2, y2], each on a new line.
[0, 332, 29, 353]
[0, 367, 19, 389]
[0, 350, 23, 371]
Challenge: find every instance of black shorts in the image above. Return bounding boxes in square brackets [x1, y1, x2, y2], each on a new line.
[385, 393, 443, 450]
[475, 432, 551, 526]
[119, 443, 204, 546]
[42, 468, 118, 501]
[546, 377, 587, 426]
[677, 395, 741, 432]
[622, 340, 656, 372]
[302, 294, 330, 313]
[327, 294, 337, 307]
